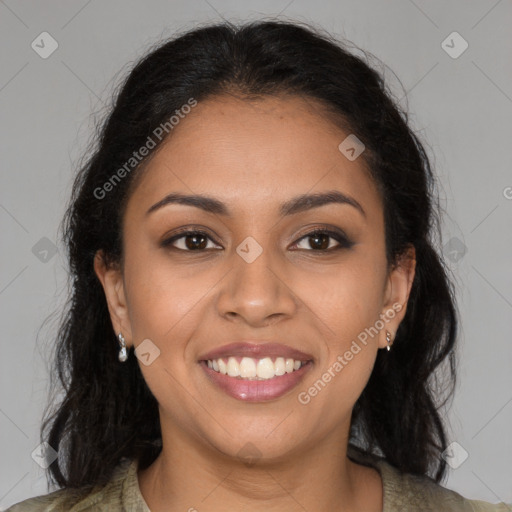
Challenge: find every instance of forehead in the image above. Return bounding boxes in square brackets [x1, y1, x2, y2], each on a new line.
[126, 94, 382, 220]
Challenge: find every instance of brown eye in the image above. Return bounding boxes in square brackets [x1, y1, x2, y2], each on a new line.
[161, 230, 221, 251]
[292, 229, 353, 252]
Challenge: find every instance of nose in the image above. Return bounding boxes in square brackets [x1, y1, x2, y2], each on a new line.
[216, 243, 298, 327]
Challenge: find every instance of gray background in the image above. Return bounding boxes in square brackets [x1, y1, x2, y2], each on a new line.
[1, 0, 511, 508]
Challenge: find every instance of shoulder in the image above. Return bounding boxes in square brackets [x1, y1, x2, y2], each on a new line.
[347, 444, 511, 512]
[390, 466, 511, 512]
[4, 458, 147, 512]
[4, 487, 87, 512]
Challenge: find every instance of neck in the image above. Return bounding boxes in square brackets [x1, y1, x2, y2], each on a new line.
[137, 423, 382, 512]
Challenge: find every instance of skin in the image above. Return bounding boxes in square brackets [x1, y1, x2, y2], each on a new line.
[94, 93, 416, 512]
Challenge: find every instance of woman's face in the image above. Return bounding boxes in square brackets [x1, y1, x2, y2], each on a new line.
[96, 94, 415, 462]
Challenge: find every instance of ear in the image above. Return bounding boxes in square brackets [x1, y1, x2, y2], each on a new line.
[378, 244, 416, 350]
[93, 250, 133, 346]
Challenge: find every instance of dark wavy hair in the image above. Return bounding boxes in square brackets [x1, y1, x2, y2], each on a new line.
[41, 18, 458, 491]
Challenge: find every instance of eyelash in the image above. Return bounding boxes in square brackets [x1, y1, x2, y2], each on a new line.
[160, 227, 354, 253]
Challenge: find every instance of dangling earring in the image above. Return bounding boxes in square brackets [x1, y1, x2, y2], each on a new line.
[386, 330, 393, 351]
[118, 332, 128, 362]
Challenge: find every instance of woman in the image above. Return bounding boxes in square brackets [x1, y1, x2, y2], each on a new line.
[7, 19, 510, 512]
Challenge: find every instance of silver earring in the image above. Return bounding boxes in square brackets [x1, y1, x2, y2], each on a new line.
[386, 330, 393, 351]
[118, 333, 128, 362]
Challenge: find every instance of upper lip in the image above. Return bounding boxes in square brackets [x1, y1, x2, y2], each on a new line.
[199, 341, 314, 362]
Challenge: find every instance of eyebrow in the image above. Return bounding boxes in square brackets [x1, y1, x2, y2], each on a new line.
[146, 190, 366, 219]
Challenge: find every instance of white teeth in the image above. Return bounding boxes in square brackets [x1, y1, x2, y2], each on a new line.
[218, 358, 227, 375]
[240, 357, 256, 378]
[274, 357, 285, 376]
[206, 356, 307, 380]
[227, 357, 240, 377]
[256, 357, 275, 379]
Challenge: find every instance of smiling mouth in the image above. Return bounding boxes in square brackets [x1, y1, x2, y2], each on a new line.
[201, 356, 311, 380]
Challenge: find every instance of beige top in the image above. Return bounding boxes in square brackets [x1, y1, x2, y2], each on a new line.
[6, 444, 511, 511]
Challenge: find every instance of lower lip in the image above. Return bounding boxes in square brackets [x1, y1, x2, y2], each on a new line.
[200, 360, 313, 402]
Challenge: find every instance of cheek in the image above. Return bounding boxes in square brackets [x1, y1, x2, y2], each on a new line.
[296, 257, 386, 346]
[126, 276, 198, 344]
[291, 255, 385, 412]
[121, 242, 198, 342]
